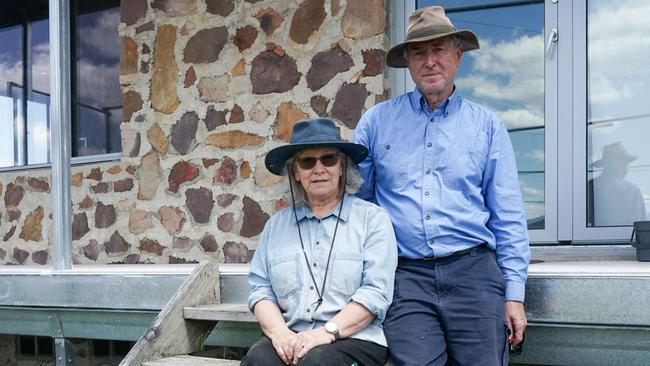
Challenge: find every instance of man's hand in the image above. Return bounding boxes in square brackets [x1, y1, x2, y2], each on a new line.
[505, 300, 527, 345]
[291, 327, 334, 365]
[269, 329, 299, 365]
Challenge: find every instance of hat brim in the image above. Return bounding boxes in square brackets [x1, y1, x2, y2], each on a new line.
[265, 142, 368, 176]
[386, 29, 479, 68]
[593, 154, 638, 168]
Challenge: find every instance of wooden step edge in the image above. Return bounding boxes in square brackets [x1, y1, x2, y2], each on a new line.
[142, 355, 241, 365]
[183, 303, 257, 322]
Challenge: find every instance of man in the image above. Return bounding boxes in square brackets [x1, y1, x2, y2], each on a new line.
[588, 141, 646, 226]
[352, 6, 530, 366]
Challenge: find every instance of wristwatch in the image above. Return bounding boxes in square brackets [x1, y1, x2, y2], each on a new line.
[324, 321, 340, 340]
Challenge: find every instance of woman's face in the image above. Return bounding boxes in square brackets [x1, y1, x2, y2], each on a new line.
[293, 147, 342, 204]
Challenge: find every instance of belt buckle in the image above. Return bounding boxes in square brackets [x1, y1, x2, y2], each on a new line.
[421, 256, 435, 261]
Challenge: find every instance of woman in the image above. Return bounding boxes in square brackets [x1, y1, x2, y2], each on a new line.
[242, 118, 397, 366]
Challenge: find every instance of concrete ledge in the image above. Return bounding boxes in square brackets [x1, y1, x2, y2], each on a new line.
[1, 261, 649, 364]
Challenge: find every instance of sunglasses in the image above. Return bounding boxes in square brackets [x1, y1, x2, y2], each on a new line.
[295, 153, 341, 170]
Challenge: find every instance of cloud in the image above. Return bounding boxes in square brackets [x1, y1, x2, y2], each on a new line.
[76, 57, 121, 109]
[0, 59, 23, 93]
[524, 202, 544, 222]
[520, 180, 544, 199]
[457, 35, 544, 130]
[460, 36, 543, 104]
[498, 108, 543, 131]
[587, 0, 650, 113]
[519, 180, 545, 221]
[529, 149, 544, 163]
[77, 9, 121, 62]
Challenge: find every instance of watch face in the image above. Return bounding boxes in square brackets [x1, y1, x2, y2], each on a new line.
[325, 321, 337, 332]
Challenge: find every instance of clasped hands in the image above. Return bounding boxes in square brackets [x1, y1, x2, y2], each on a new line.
[271, 327, 335, 365]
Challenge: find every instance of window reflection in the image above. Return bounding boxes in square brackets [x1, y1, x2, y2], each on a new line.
[0, 20, 50, 167]
[74, 5, 122, 156]
[1, 26, 22, 167]
[418, 0, 546, 229]
[587, 0, 650, 227]
[28, 19, 50, 165]
[0, 0, 121, 168]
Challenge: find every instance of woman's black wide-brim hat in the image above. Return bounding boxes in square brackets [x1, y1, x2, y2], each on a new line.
[265, 118, 368, 176]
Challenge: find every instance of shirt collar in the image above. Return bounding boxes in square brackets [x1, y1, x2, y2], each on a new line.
[294, 193, 352, 223]
[409, 86, 462, 117]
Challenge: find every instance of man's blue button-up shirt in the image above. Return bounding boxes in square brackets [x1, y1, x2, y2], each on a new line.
[248, 194, 397, 346]
[352, 88, 530, 302]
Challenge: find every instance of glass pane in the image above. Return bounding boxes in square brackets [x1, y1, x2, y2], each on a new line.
[0, 25, 22, 168]
[75, 4, 121, 156]
[1, 5, 50, 167]
[28, 19, 50, 165]
[587, 0, 650, 227]
[418, 1, 546, 229]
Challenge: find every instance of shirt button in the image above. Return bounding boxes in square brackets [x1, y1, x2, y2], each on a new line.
[428, 239, 434, 245]
[427, 142, 432, 148]
[310, 286, 314, 290]
[313, 263, 317, 267]
[425, 191, 429, 196]
[306, 308, 311, 313]
[430, 117, 435, 123]
[316, 241, 320, 245]
[425, 169, 431, 174]
[425, 215, 431, 220]
[385, 144, 391, 150]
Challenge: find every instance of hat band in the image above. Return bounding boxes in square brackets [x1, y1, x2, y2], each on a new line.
[291, 133, 341, 144]
[405, 25, 457, 42]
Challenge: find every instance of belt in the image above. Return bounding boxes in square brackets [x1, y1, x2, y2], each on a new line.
[402, 243, 488, 262]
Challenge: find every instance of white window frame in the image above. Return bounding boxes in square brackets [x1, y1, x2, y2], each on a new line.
[569, 0, 633, 243]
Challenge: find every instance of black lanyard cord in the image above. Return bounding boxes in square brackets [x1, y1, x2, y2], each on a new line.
[287, 158, 347, 312]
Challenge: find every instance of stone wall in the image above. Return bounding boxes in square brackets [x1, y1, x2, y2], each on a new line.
[0, 0, 388, 265]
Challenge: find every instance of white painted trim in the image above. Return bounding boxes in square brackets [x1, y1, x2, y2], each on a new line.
[389, 0, 415, 97]
[529, 0, 560, 243]
[0, 153, 122, 173]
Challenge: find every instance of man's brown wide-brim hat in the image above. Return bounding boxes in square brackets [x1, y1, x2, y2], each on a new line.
[386, 6, 480, 68]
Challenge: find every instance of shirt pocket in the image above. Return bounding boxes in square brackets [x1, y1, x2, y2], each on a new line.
[269, 253, 302, 299]
[440, 144, 487, 191]
[328, 252, 363, 298]
[375, 143, 408, 189]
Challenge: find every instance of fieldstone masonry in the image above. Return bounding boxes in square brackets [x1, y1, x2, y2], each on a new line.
[0, 0, 388, 265]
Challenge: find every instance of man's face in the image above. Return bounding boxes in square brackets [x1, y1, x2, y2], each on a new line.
[405, 37, 462, 100]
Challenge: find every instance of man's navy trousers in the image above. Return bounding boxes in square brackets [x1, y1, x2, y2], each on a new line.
[384, 244, 509, 366]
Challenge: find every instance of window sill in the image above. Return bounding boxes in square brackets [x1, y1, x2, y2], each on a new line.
[531, 244, 636, 262]
[0, 153, 121, 173]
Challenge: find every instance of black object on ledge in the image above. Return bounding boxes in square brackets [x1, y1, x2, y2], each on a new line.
[631, 221, 650, 262]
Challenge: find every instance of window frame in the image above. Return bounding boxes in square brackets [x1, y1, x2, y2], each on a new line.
[569, 0, 635, 243]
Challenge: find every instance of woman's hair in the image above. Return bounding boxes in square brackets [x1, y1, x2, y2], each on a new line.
[283, 150, 363, 207]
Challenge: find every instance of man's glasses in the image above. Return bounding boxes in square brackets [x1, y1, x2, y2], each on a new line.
[295, 153, 340, 170]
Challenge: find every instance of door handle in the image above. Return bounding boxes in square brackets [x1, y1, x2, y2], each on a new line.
[546, 28, 558, 58]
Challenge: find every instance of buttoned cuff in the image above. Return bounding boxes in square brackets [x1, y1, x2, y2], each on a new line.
[505, 280, 525, 303]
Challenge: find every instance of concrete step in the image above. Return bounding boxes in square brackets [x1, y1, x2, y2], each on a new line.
[184, 303, 256, 322]
[142, 355, 240, 365]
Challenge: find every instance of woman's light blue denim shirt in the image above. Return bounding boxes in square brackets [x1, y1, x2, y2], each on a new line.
[248, 194, 398, 347]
